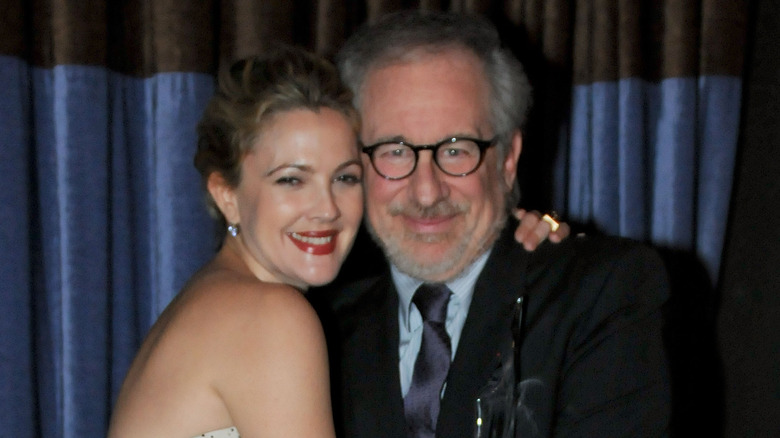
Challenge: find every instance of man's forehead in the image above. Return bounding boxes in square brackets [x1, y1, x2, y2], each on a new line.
[363, 48, 485, 83]
[358, 52, 492, 142]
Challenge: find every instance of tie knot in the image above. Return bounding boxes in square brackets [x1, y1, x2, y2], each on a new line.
[413, 283, 451, 324]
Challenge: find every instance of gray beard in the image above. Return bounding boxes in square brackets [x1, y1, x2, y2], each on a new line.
[365, 200, 507, 282]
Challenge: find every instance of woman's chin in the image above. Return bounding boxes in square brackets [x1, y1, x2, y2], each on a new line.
[295, 269, 340, 290]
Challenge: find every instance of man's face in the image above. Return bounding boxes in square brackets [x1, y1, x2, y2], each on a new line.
[359, 49, 521, 282]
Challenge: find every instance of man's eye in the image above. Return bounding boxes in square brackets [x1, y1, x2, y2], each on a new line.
[379, 146, 411, 159]
[440, 147, 474, 160]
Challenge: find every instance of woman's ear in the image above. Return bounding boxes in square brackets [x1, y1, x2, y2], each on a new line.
[207, 172, 240, 225]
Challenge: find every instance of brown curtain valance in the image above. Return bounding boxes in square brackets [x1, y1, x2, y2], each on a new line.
[1, 1, 746, 83]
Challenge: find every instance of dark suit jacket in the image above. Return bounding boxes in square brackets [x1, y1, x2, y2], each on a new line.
[312, 219, 671, 437]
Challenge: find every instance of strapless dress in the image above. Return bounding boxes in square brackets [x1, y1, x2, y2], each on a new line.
[192, 426, 239, 437]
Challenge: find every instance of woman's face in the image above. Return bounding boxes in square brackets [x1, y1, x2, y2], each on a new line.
[227, 107, 363, 289]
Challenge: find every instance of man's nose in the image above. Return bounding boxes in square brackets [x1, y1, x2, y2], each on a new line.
[408, 151, 449, 206]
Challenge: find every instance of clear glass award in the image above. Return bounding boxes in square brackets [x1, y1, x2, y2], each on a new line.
[474, 296, 540, 438]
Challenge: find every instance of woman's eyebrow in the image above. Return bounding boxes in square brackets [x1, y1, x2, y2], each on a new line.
[264, 163, 313, 176]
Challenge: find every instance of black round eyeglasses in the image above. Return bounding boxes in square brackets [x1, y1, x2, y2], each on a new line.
[361, 136, 498, 180]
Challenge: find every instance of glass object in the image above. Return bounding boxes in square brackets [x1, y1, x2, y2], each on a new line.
[474, 296, 540, 438]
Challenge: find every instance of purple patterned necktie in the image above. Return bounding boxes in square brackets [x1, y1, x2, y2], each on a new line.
[404, 283, 452, 438]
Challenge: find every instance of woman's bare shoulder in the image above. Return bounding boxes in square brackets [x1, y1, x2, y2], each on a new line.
[132, 257, 317, 377]
[190, 269, 332, 436]
[184, 262, 318, 327]
[173, 260, 321, 359]
[109, 260, 329, 437]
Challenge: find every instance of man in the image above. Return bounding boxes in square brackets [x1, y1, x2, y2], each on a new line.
[313, 10, 670, 438]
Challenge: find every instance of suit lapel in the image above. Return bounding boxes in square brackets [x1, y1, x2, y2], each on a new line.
[341, 274, 407, 438]
[437, 223, 529, 437]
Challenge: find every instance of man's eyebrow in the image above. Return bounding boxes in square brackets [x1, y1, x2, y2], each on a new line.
[365, 132, 485, 146]
[363, 135, 407, 145]
[264, 163, 312, 176]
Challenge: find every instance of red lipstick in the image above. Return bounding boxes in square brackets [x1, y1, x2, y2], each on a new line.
[287, 230, 339, 255]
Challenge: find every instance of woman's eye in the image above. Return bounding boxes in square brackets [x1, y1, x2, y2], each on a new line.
[275, 176, 301, 186]
[335, 173, 362, 185]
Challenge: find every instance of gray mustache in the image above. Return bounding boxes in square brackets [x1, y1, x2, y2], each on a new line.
[388, 200, 469, 219]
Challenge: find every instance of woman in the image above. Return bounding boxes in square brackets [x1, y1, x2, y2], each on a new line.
[108, 46, 566, 438]
[108, 46, 362, 438]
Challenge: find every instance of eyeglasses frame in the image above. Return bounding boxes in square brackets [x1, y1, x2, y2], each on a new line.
[360, 136, 499, 180]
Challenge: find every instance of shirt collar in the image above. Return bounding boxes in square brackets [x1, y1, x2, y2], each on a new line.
[393, 248, 493, 331]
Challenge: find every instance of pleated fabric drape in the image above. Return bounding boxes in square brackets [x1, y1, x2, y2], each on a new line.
[1, 62, 215, 436]
[562, 1, 746, 282]
[0, 1, 747, 437]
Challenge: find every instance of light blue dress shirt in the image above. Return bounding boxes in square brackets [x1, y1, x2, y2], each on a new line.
[393, 249, 492, 397]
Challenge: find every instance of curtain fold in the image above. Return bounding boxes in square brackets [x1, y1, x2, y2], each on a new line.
[32, 64, 111, 438]
[554, 1, 746, 281]
[106, 70, 215, 400]
[1, 59, 214, 436]
[565, 74, 742, 281]
[0, 54, 36, 436]
[0, 1, 748, 437]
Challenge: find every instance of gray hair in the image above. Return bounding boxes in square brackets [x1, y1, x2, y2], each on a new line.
[336, 10, 532, 208]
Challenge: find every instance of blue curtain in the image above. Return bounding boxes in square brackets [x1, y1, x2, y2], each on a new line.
[560, 76, 742, 282]
[0, 56, 215, 436]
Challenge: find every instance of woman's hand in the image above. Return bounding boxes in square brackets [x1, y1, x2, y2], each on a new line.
[513, 208, 571, 251]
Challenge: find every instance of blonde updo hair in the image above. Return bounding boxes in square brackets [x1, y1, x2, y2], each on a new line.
[194, 45, 360, 234]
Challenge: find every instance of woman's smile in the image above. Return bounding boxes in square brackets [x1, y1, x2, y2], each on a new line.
[287, 230, 339, 255]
